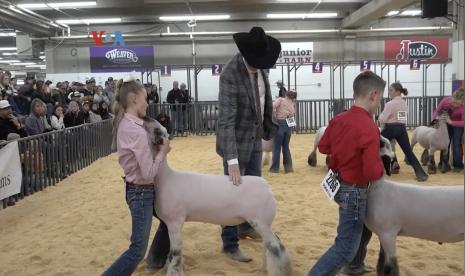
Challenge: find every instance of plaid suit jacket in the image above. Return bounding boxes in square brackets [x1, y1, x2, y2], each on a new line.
[216, 53, 278, 165]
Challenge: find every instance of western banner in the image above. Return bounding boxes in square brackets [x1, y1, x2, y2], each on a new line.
[384, 37, 449, 63]
[277, 42, 313, 64]
[0, 141, 22, 201]
[90, 46, 154, 73]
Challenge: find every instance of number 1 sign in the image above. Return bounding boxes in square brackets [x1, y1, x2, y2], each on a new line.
[360, 60, 371, 71]
[212, 64, 223, 76]
[312, 62, 323, 73]
[161, 65, 171, 77]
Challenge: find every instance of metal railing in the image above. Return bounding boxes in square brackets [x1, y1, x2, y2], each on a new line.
[1, 120, 113, 210]
[146, 96, 445, 135]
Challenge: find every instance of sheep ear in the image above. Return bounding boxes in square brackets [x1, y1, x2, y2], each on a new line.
[382, 155, 391, 176]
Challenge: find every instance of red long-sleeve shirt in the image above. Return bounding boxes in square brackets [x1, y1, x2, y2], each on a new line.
[318, 106, 384, 186]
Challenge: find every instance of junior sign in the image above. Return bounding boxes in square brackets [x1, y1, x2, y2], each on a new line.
[384, 38, 449, 63]
[90, 46, 154, 73]
[277, 42, 313, 64]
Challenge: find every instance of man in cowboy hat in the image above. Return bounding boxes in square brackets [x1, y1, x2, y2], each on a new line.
[216, 26, 280, 262]
[276, 80, 287, 98]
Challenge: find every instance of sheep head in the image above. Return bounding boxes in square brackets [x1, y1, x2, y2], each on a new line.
[142, 116, 169, 145]
[380, 135, 395, 176]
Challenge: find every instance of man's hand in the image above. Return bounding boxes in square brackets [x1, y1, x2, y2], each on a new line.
[8, 114, 21, 129]
[228, 164, 242, 186]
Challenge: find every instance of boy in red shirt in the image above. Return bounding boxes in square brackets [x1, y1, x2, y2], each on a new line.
[308, 71, 386, 276]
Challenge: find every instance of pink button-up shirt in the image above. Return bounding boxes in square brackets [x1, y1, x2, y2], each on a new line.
[117, 113, 164, 185]
[273, 97, 295, 120]
[432, 96, 464, 128]
[378, 96, 408, 124]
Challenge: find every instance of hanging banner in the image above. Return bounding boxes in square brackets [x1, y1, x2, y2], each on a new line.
[312, 62, 323, 73]
[410, 59, 421, 70]
[212, 64, 223, 76]
[160, 65, 172, 77]
[277, 42, 313, 64]
[384, 37, 449, 63]
[90, 45, 154, 73]
[360, 60, 371, 71]
[0, 141, 22, 201]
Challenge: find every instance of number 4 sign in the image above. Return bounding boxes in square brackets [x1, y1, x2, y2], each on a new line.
[160, 65, 171, 77]
[360, 60, 371, 71]
[312, 62, 323, 73]
[212, 64, 223, 76]
[410, 59, 421, 70]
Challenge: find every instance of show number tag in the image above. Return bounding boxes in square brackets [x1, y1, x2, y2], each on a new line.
[397, 111, 407, 122]
[286, 116, 296, 127]
[321, 169, 340, 200]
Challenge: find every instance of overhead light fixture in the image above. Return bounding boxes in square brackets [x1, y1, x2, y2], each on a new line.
[266, 13, 338, 19]
[40, 55, 46, 59]
[386, 10, 399, 16]
[0, 47, 17, 51]
[17, 1, 96, 10]
[159, 14, 231, 21]
[2, 52, 16, 56]
[25, 64, 44, 68]
[12, 62, 36, 65]
[400, 10, 422, 16]
[56, 18, 122, 25]
[0, 32, 16, 37]
[0, 59, 20, 63]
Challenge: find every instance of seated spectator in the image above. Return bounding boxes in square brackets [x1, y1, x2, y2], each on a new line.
[68, 90, 84, 103]
[81, 101, 91, 123]
[51, 105, 65, 130]
[64, 100, 85, 127]
[25, 98, 52, 135]
[0, 100, 28, 140]
[93, 85, 110, 105]
[0, 72, 22, 115]
[10, 77, 19, 92]
[89, 103, 102, 123]
[32, 80, 54, 115]
[53, 82, 68, 107]
[98, 101, 112, 120]
[17, 77, 35, 114]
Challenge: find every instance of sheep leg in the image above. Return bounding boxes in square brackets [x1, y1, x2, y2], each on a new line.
[263, 152, 271, 166]
[406, 134, 418, 165]
[378, 234, 399, 276]
[251, 221, 292, 276]
[427, 149, 437, 174]
[376, 244, 386, 276]
[420, 149, 429, 166]
[166, 222, 184, 276]
[308, 150, 317, 167]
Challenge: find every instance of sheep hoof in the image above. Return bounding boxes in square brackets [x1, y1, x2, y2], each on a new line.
[428, 166, 437, 174]
[308, 151, 317, 167]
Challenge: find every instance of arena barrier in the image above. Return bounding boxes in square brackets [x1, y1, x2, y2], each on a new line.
[1, 120, 113, 210]
[146, 96, 445, 135]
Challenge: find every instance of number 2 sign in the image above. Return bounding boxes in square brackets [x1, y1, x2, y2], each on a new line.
[360, 60, 371, 71]
[212, 64, 223, 76]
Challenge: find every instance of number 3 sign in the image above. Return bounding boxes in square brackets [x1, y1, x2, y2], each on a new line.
[212, 64, 223, 76]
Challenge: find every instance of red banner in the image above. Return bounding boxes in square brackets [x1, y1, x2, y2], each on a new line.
[384, 37, 449, 63]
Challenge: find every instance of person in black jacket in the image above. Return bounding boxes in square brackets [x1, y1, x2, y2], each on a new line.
[0, 100, 28, 140]
[64, 100, 85, 127]
[31, 80, 54, 115]
[167, 81, 189, 133]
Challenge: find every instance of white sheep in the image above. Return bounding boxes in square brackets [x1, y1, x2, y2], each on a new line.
[143, 118, 292, 276]
[307, 126, 328, 167]
[410, 113, 450, 174]
[366, 136, 464, 276]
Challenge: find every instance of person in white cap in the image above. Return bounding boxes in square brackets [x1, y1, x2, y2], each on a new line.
[0, 100, 27, 140]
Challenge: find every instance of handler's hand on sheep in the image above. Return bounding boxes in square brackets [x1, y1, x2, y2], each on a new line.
[228, 164, 242, 186]
[158, 138, 171, 155]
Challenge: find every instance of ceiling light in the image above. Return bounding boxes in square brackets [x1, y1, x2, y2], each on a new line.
[0, 59, 20, 63]
[0, 47, 17, 51]
[159, 14, 231, 21]
[400, 10, 422, 16]
[386, 10, 399, 16]
[25, 64, 44, 68]
[0, 32, 16, 37]
[56, 18, 122, 25]
[12, 62, 36, 65]
[266, 13, 338, 19]
[17, 2, 96, 10]
[2, 52, 16, 56]
[40, 55, 46, 59]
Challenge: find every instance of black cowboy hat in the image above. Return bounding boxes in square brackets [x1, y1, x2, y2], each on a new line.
[233, 26, 281, 69]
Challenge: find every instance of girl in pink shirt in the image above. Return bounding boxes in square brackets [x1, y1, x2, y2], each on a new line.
[103, 77, 171, 276]
[378, 82, 428, 181]
[270, 90, 297, 173]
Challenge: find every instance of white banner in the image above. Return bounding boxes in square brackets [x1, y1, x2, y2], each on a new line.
[0, 141, 22, 200]
[277, 42, 313, 64]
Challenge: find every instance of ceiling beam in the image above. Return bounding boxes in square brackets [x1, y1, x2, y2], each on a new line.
[342, 0, 418, 28]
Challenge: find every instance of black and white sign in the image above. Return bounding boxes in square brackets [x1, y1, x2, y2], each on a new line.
[410, 59, 421, 70]
[312, 62, 323, 73]
[212, 64, 223, 76]
[397, 111, 408, 122]
[286, 116, 296, 127]
[0, 141, 22, 200]
[360, 60, 371, 71]
[321, 169, 340, 200]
